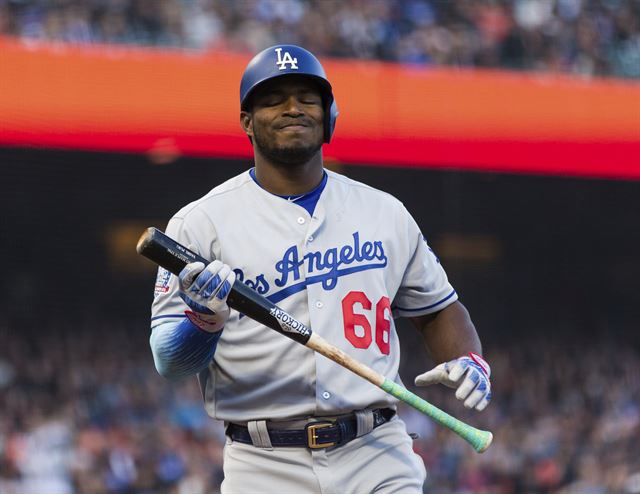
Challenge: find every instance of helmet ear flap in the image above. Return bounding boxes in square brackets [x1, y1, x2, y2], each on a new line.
[240, 45, 338, 143]
[325, 99, 338, 144]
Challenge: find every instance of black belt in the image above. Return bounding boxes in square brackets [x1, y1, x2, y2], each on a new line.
[226, 408, 395, 449]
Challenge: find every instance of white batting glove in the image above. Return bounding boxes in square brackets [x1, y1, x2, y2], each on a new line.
[178, 260, 235, 333]
[415, 352, 492, 411]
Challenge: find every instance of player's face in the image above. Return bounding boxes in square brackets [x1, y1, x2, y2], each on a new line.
[242, 77, 324, 165]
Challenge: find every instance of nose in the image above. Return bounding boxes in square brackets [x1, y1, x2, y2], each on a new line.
[282, 96, 305, 116]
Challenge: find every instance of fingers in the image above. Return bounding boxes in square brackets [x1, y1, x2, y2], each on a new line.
[447, 359, 469, 382]
[464, 383, 491, 411]
[455, 367, 480, 401]
[475, 391, 492, 411]
[179, 260, 235, 314]
[205, 268, 236, 313]
[180, 260, 225, 295]
[455, 365, 491, 410]
[210, 264, 235, 301]
[179, 261, 205, 290]
[198, 262, 233, 300]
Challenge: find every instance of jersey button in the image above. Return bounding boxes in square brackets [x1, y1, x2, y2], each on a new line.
[322, 391, 331, 400]
[297, 217, 305, 224]
[315, 301, 323, 308]
[308, 235, 314, 242]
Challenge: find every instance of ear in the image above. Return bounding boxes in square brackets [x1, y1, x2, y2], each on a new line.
[240, 111, 254, 138]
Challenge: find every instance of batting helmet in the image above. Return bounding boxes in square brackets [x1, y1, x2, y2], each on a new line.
[240, 44, 338, 143]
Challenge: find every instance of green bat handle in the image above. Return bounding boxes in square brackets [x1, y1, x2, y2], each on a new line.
[380, 379, 493, 453]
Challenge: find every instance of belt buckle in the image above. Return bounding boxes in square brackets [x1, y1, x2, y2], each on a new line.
[306, 421, 336, 449]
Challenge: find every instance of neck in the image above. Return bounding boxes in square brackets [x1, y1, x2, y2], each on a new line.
[253, 150, 324, 195]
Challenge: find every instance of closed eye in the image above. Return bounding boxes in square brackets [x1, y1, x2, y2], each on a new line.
[260, 96, 285, 107]
[300, 94, 322, 105]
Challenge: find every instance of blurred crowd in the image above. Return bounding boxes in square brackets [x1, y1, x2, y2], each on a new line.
[0, 320, 638, 494]
[0, 321, 226, 494]
[0, 0, 639, 79]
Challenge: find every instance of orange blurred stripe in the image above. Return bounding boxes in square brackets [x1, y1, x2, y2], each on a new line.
[1, 37, 639, 178]
[2, 38, 639, 141]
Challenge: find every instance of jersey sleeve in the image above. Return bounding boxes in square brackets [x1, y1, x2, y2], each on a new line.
[392, 212, 458, 318]
[150, 209, 218, 329]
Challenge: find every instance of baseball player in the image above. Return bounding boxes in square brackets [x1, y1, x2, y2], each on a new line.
[149, 44, 491, 493]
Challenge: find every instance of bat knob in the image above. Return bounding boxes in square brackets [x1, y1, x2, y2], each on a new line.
[136, 227, 157, 255]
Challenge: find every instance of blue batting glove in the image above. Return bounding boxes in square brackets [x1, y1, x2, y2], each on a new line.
[178, 260, 235, 332]
[414, 352, 492, 411]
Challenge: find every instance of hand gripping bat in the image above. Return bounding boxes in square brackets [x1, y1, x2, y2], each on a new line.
[137, 227, 493, 453]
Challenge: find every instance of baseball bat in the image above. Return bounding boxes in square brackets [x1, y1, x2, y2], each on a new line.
[137, 227, 493, 453]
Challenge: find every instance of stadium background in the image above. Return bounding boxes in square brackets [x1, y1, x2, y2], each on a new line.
[1, 1, 639, 493]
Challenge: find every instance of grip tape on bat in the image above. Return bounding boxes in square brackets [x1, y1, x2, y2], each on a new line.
[136, 227, 312, 345]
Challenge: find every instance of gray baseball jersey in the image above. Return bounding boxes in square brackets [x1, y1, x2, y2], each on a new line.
[151, 169, 457, 422]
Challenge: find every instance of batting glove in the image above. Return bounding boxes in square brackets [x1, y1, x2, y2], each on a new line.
[178, 260, 235, 333]
[414, 352, 492, 411]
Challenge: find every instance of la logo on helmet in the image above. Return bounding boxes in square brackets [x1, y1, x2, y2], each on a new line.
[275, 48, 298, 70]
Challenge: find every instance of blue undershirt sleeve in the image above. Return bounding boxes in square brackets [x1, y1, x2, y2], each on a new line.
[149, 318, 222, 379]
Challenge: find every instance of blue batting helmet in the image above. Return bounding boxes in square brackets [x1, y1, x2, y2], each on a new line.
[240, 45, 338, 143]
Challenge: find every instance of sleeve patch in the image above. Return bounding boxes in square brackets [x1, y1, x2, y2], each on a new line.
[154, 268, 172, 297]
